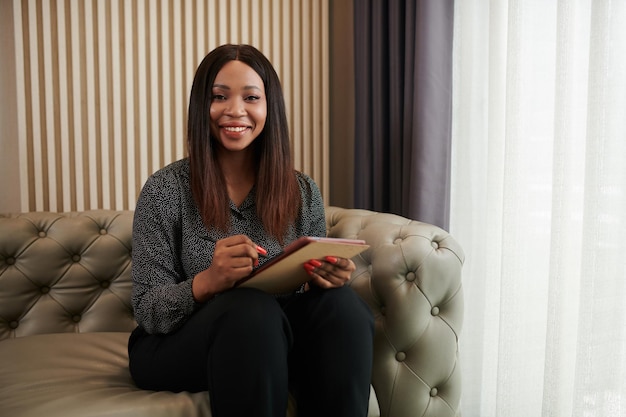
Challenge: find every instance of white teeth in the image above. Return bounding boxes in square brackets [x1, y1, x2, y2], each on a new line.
[224, 126, 247, 132]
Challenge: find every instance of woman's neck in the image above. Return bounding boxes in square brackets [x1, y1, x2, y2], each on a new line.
[218, 149, 256, 206]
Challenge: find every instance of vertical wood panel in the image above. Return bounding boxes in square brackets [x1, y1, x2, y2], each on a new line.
[12, 0, 329, 212]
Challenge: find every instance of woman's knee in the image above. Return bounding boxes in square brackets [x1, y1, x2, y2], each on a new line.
[199, 288, 292, 347]
[314, 286, 374, 329]
[214, 288, 283, 324]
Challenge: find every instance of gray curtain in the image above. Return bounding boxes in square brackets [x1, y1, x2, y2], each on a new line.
[353, 0, 454, 229]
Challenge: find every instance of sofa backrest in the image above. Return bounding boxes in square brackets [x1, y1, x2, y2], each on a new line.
[0, 211, 136, 340]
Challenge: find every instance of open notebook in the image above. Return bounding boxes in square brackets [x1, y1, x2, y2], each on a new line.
[236, 236, 369, 294]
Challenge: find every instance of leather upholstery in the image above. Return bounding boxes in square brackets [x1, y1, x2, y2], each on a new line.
[0, 208, 463, 417]
[326, 207, 464, 417]
[0, 211, 136, 339]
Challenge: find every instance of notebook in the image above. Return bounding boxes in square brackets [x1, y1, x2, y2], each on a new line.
[236, 236, 369, 293]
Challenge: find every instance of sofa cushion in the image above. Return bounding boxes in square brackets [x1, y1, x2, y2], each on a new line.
[0, 332, 211, 417]
[0, 332, 379, 417]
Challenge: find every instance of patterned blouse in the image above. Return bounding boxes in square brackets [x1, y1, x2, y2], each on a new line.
[131, 158, 326, 334]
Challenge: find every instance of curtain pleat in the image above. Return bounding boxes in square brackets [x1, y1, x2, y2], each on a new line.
[353, 0, 454, 229]
[451, 1, 626, 416]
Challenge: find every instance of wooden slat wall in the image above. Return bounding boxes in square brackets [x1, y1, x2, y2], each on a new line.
[12, 0, 329, 211]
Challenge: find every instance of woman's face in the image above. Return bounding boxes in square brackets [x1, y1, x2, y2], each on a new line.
[209, 60, 267, 153]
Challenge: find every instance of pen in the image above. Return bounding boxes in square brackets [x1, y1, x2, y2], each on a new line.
[198, 235, 268, 257]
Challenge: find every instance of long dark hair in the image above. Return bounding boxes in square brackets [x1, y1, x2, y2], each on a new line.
[187, 44, 300, 242]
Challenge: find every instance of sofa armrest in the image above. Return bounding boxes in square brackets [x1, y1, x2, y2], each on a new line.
[325, 207, 464, 417]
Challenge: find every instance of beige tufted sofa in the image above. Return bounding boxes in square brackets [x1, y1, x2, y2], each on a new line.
[0, 207, 464, 417]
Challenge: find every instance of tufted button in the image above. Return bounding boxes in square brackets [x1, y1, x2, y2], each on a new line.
[406, 272, 416, 282]
[431, 306, 440, 316]
[395, 351, 406, 362]
[430, 387, 438, 397]
[9, 320, 19, 329]
[100, 228, 108, 235]
[40, 286, 50, 294]
[72, 315, 81, 323]
[431, 241, 439, 249]
[380, 306, 386, 316]
[394, 238, 402, 245]
[100, 280, 110, 289]
[72, 254, 81, 262]
[6, 257, 16, 265]
[38, 231, 46, 238]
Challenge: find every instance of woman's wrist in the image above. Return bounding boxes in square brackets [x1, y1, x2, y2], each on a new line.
[191, 270, 216, 303]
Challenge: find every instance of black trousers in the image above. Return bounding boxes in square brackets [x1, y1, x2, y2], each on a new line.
[128, 285, 374, 417]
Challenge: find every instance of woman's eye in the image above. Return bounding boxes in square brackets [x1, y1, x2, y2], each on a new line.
[245, 95, 260, 102]
[212, 94, 226, 101]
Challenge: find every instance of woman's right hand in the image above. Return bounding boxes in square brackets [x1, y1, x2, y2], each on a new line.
[192, 235, 266, 302]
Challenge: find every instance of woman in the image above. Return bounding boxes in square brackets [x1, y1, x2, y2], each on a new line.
[127, 44, 374, 417]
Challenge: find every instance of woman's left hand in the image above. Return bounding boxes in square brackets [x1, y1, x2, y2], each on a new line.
[304, 256, 356, 289]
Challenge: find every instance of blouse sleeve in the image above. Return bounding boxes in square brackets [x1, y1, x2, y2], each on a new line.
[130, 171, 198, 335]
[296, 172, 327, 238]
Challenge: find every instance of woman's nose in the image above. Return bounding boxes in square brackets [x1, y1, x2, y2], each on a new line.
[225, 98, 245, 116]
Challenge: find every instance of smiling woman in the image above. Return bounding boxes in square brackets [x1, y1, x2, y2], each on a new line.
[187, 45, 300, 239]
[127, 44, 375, 417]
[209, 60, 267, 155]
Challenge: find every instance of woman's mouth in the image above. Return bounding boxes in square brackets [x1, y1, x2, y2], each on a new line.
[223, 126, 248, 133]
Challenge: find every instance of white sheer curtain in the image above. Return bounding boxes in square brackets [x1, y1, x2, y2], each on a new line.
[450, 1, 626, 416]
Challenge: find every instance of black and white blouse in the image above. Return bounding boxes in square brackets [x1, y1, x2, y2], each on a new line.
[131, 158, 326, 334]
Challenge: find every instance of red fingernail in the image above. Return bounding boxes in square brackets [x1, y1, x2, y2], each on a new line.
[304, 263, 316, 272]
[325, 256, 338, 264]
[309, 259, 322, 267]
[256, 245, 268, 256]
[254, 258, 259, 267]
